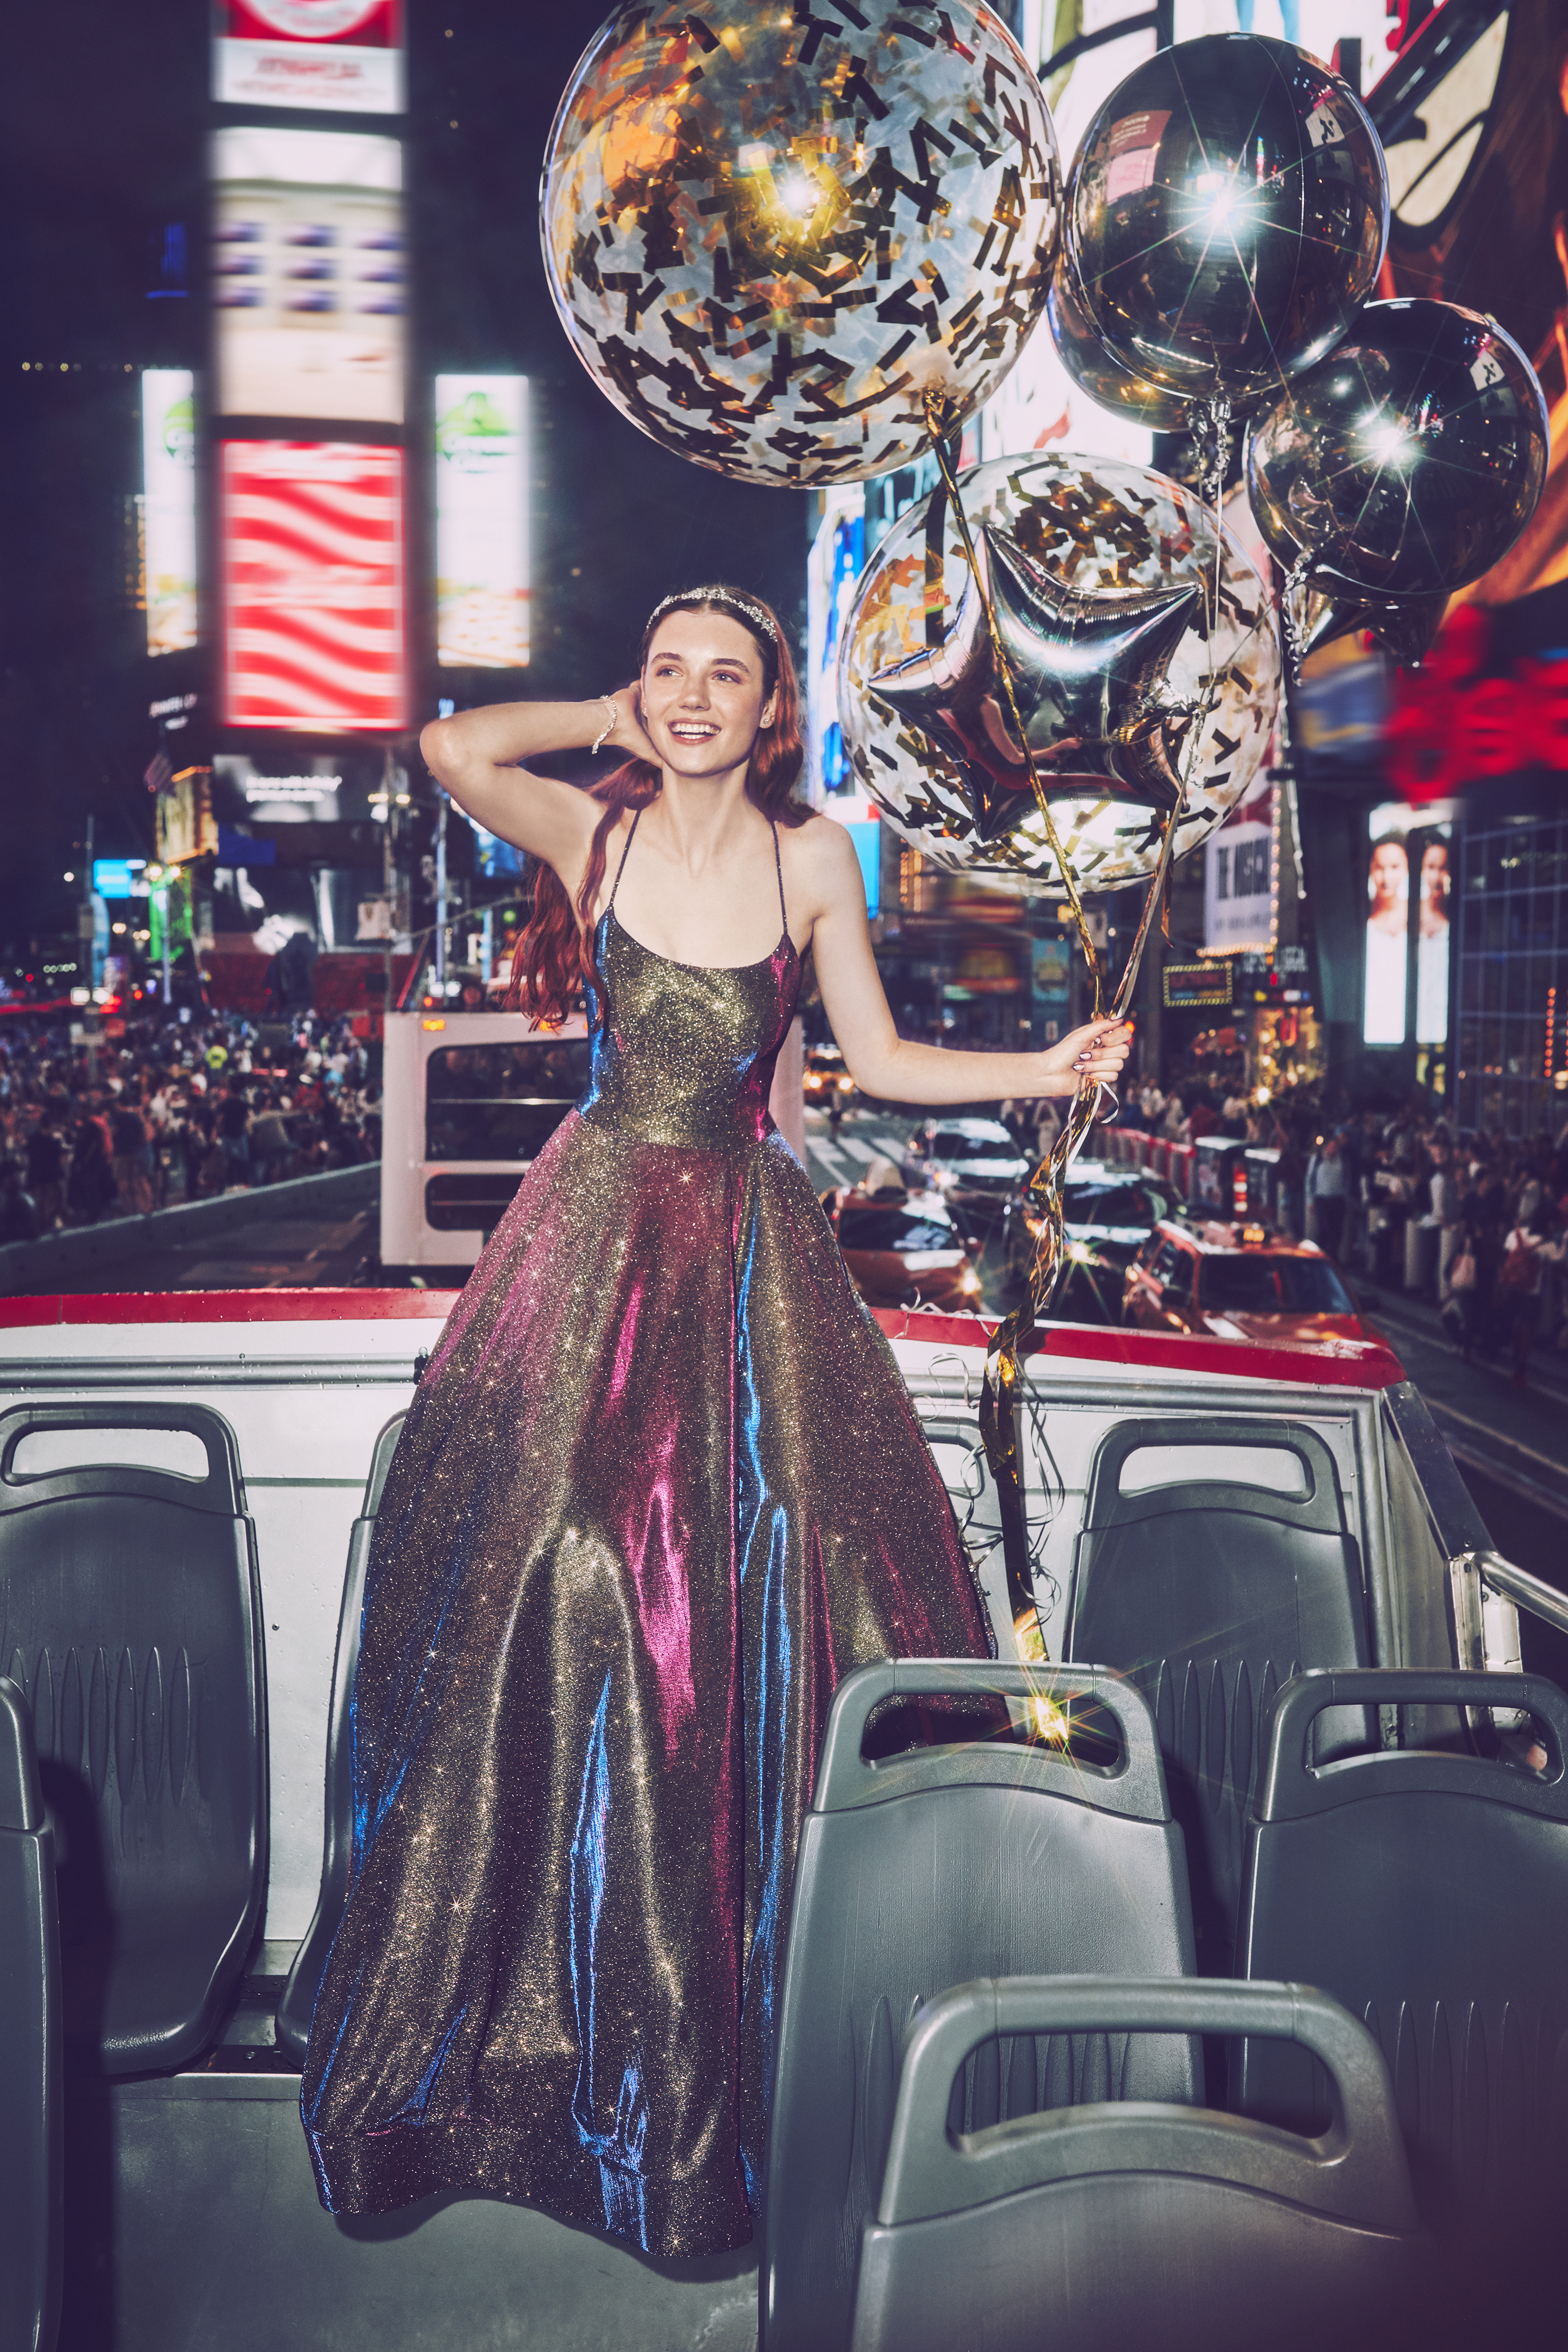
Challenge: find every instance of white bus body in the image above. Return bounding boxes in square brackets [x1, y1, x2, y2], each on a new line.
[378, 1008, 592, 1269]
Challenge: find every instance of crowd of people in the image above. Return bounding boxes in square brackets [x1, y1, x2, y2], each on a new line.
[1005, 1073, 1568, 1388]
[0, 1009, 383, 1245]
[1303, 1107, 1568, 1387]
[1119, 1081, 1568, 1387]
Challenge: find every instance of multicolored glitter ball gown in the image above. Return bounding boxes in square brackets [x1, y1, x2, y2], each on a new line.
[302, 815, 995, 2257]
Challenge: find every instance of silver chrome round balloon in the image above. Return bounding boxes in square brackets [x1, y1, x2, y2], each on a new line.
[541, 0, 1061, 487]
[1247, 298, 1550, 600]
[1066, 35, 1388, 407]
[1047, 250, 1192, 434]
[839, 452, 1280, 898]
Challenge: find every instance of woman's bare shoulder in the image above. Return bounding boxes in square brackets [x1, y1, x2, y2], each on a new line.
[781, 810, 863, 884]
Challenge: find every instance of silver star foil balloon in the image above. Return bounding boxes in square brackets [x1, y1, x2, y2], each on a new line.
[540, 0, 1061, 486]
[1247, 299, 1549, 603]
[870, 525, 1201, 835]
[1066, 35, 1388, 409]
[840, 452, 1279, 897]
[1287, 577, 1449, 675]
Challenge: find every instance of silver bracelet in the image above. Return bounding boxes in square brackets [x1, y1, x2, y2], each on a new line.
[590, 694, 618, 756]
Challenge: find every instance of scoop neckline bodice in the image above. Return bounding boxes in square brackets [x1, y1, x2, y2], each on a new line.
[599, 805, 798, 977]
[603, 904, 798, 978]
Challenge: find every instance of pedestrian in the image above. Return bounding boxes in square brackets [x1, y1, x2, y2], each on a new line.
[66, 1109, 116, 1224]
[24, 1116, 64, 1230]
[1439, 1217, 1480, 1361]
[247, 1094, 292, 1186]
[1495, 1213, 1566, 1387]
[1309, 1134, 1349, 1258]
[0, 1160, 41, 1245]
[216, 1084, 252, 1186]
[109, 1097, 154, 1215]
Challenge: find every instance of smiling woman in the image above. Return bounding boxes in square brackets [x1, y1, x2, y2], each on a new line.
[298, 582, 1132, 2263]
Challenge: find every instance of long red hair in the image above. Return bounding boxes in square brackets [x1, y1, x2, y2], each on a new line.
[509, 587, 808, 1027]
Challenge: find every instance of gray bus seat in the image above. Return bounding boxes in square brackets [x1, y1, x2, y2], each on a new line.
[850, 1977, 1421, 2352]
[761, 1660, 1198, 2352]
[1237, 1668, 1568, 2242]
[277, 1413, 406, 2063]
[0, 1403, 265, 2076]
[1064, 1417, 1371, 1973]
[0, 1675, 60, 2352]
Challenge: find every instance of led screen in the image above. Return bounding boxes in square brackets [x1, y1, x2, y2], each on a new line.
[435, 376, 530, 669]
[221, 440, 406, 733]
[213, 126, 403, 424]
[141, 370, 198, 656]
[213, 0, 404, 115]
[1363, 801, 1453, 1048]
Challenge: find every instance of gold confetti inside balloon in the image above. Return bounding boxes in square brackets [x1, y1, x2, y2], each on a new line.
[840, 453, 1280, 895]
[541, 0, 1061, 486]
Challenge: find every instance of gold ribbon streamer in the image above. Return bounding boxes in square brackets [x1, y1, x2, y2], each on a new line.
[919, 391, 1207, 1662]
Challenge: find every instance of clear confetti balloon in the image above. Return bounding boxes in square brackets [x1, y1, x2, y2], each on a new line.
[840, 453, 1280, 896]
[541, 0, 1061, 486]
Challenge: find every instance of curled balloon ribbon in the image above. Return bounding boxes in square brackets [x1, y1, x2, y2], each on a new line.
[922, 390, 1198, 1661]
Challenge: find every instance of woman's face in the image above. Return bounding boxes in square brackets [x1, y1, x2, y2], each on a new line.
[641, 610, 776, 780]
[1421, 841, 1451, 915]
[1369, 839, 1407, 913]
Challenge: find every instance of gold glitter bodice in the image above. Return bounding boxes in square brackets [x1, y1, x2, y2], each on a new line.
[577, 813, 799, 1150]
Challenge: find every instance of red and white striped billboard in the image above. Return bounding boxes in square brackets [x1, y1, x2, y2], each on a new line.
[220, 440, 406, 733]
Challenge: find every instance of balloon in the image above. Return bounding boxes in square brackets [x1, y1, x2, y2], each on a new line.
[541, 0, 1061, 487]
[1247, 298, 1549, 600]
[1046, 250, 1193, 435]
[839, 453, 1279, 898]
[1065, 36, 1388, 408]
[1288, 578, 1449, 671]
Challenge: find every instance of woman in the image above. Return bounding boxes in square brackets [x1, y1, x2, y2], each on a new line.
[300, 586, 1131, 2257]
[1496, 1210, 1566, 1387]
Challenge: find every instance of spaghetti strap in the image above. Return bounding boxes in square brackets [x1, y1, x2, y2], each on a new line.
[607, 807, 641, 916]
[770, 820, 787, 937]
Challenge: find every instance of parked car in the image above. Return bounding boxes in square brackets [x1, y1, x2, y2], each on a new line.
[900, 1116, 1030, 1231]
[1122, 1218, 1381, 1350]
[1002, 1158, 1173, 1284]
[823, 1185, 983, 1312]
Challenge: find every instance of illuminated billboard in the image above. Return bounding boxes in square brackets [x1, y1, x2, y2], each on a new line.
[213, 126, 403, 424]
[1363, 801, 1453, 1050]
[141, 370, 198, 656]
[435, 377, 530, 669]
[221, 441, 406, 733]
[213, 0, 404, 115]
[1204, 774, 1276, 958]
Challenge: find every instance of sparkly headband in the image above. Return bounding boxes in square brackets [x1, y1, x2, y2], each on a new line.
[646, 586, 778, 643]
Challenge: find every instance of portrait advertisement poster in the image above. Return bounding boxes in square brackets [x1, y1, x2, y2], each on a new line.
[220, 440, 406, 733]
[213, 0, 404, 115]
[212, 127, 404, 425]
[141, 371, 198, 657]
[1362, 800, 1454, 1049]
[435, 377, 530, 669]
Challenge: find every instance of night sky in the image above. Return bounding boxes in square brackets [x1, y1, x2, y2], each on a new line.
[0, 0, 812, 955]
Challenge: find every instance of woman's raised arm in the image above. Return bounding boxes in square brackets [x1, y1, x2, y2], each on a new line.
[799, 817, 1132, 1106]
[419, 686, 658, 877]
